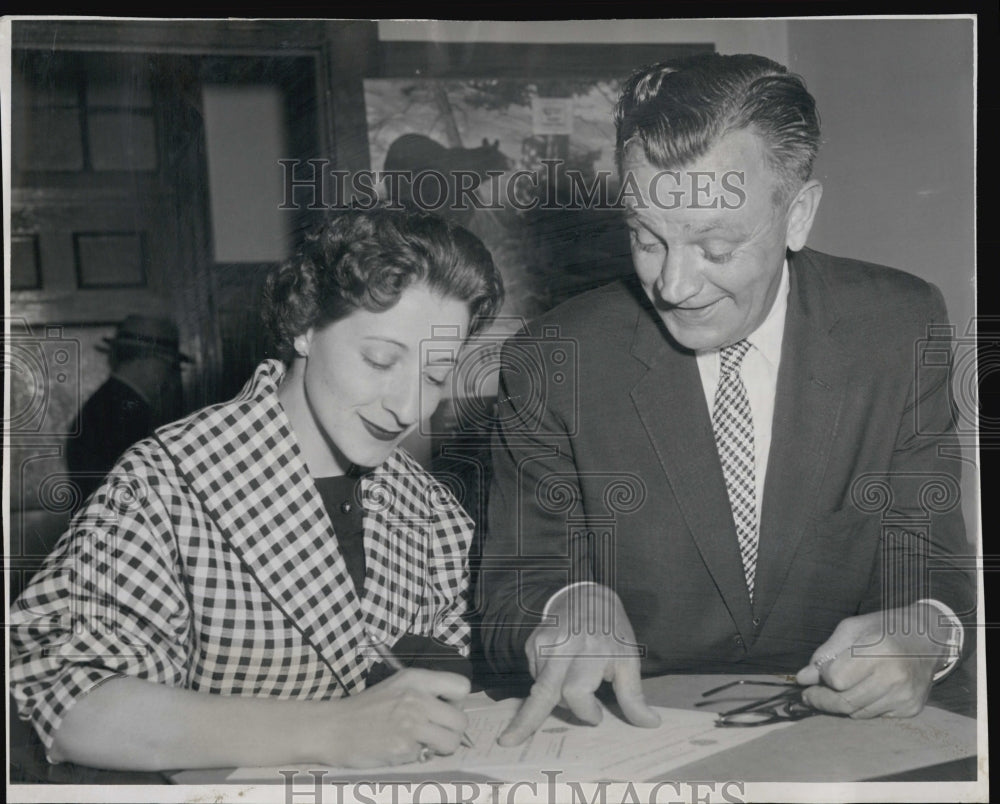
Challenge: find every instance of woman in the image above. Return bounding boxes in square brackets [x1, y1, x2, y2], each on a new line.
[10, 209, 504, 771]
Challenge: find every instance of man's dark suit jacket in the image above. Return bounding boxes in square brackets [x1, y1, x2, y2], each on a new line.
[66, 376, 153, 508]
[480, 247, 974, 679]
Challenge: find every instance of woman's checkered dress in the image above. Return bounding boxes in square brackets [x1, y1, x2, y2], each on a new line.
[10, 360, 474, 754]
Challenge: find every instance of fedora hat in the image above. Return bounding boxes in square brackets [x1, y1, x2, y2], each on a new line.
[98, 315, 193, 363]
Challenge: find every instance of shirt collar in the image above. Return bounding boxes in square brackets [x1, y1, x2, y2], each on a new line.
[744, 258, 789, 369]
[693, 258, 789, 368]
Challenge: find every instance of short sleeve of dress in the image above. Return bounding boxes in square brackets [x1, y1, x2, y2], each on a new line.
[9, 440, 193, 755]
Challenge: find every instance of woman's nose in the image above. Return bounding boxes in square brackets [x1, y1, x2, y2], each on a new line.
[383, 373, 421, 426]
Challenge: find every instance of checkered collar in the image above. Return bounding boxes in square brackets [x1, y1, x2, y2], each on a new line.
[154, 360, 439, 693]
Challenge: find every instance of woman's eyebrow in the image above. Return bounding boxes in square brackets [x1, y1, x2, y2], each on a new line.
[362, 336, 408, 350]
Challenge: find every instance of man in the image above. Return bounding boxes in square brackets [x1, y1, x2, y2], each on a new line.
[66, 314, 188, 508]
[479, 53, 974, 745]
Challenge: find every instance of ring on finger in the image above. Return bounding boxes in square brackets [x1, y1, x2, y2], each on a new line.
[418, 745, 433, 763]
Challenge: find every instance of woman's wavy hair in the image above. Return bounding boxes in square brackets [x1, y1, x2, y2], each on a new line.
[262, 208, 504, 363]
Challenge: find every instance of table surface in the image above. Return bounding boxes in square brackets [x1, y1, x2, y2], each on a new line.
[10, 657, 980, 786]
[633, 671, 979, 782]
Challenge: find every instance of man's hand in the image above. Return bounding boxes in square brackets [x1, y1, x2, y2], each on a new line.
[498, 583, 660, 746]
[795, 602, 952, 718]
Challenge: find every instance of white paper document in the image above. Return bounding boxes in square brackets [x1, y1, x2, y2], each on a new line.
[225, 696, 794, 783]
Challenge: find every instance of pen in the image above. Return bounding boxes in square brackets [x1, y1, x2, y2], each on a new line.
[367, 638, 476, 750]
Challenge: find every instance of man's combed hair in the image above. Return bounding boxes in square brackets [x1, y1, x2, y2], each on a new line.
[263, 208, 504, 363]
[615, 53, 821, 202]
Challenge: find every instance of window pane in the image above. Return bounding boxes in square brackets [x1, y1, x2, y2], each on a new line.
[88, 111, 158, 171]
[74, 232, 147, 288]
[12, 60, 80, 108]
[11, 235, 42, 290]
[86, 56, 153, 109]
[13, 108, 84, 171]
[202, 83, 289, 262]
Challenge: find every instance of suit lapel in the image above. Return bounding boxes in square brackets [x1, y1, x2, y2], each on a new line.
[157, 361, 369, 693]
[629, 306, 755, 638]
[753, 251, 851, 624]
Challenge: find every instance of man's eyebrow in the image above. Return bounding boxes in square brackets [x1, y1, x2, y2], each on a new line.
[690, 221, 747, 237]
[622, 207, 654, 227]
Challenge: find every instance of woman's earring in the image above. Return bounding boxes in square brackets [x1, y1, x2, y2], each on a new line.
[294, 337, 309, 357]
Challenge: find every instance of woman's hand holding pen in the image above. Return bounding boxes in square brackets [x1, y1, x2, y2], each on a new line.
[315, 668, 471, 768]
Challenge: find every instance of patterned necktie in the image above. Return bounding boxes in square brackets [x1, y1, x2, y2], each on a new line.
[712, 340, 758, 600]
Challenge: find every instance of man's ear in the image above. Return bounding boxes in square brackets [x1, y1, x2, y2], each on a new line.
[785, 180, 823, 252]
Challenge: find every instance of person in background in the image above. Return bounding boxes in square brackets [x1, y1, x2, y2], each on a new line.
[65, 314, 188, 508]
[11, 208, 504, 771]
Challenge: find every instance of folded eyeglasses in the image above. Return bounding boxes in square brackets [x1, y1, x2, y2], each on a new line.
[696, 679, 816, 727]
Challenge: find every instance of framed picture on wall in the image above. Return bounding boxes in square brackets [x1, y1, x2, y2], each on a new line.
[363, 42, 714, 322]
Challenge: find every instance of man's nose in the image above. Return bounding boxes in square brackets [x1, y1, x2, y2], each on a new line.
[654, 247, 702, 306]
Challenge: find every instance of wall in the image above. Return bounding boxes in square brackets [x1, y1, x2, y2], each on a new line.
[787, 18, 975, 332]
[787, 18, 978, 544]
[378, 19, 789, 64]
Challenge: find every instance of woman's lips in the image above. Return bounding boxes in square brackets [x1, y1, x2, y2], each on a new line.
[359, 416, 403, 441]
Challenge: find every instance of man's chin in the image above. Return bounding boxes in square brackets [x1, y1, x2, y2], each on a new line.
[662, 318, 727, 352]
